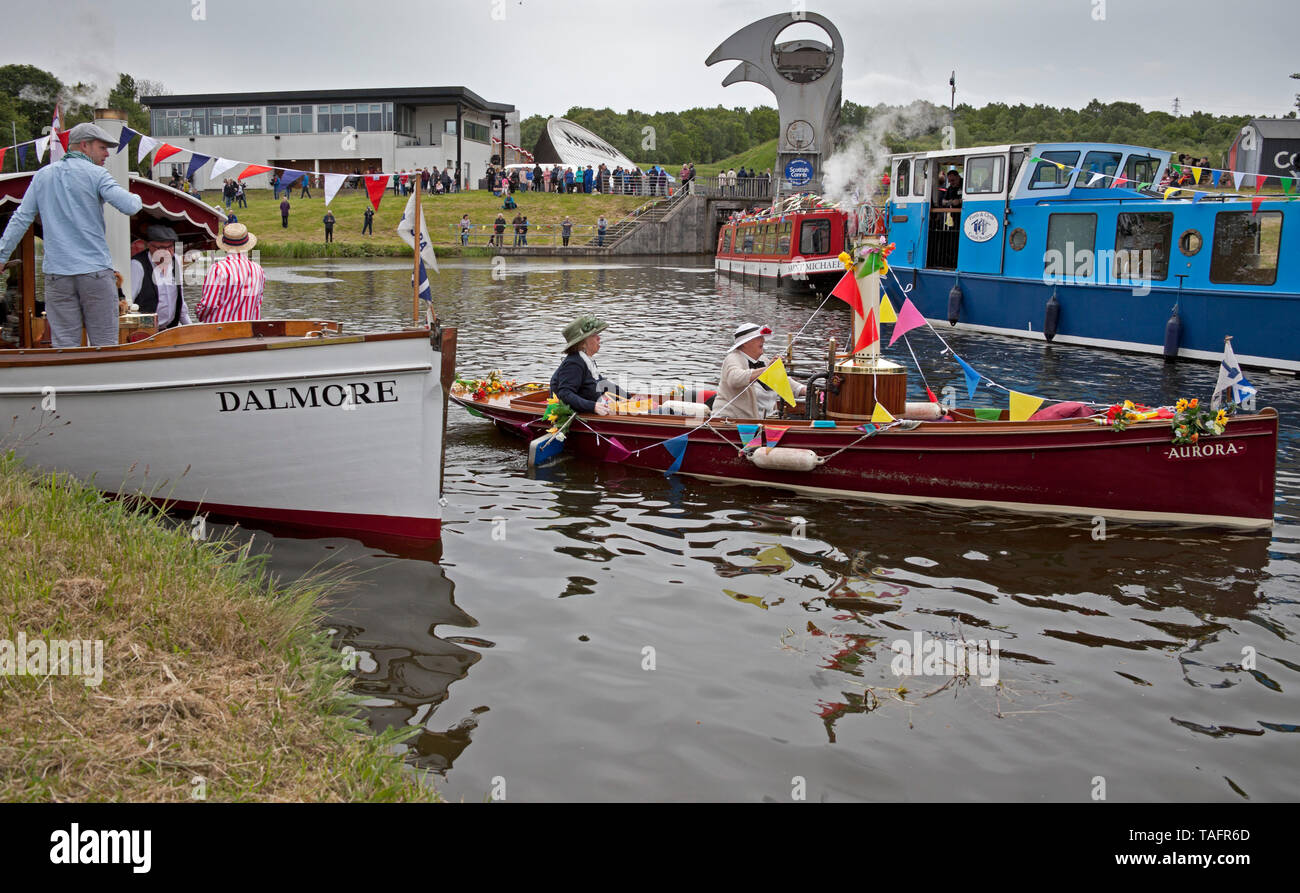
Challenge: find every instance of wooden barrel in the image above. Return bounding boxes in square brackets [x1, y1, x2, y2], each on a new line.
[826, 360, 908, 421]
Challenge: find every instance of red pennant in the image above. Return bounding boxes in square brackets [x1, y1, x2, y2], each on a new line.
[58, 131, 71, 151]
[925, 386, 938, 403]
[1255, 175, 1267, 192]
[365, 174, 390, 211]
[830, 271, 865, 318]
[1251, 195, 1264, 216]
[238, 164, 272, 180]
[0, 147, 6, 173]
[852, 308, 879, 353]
[153, 143, 182, 164]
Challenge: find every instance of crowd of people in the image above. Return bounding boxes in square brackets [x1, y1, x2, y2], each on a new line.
[484, 162, 694, 197]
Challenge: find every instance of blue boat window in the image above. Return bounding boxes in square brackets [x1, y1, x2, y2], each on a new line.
[1029, 151, 1079, 189]
[1076, 151, 1122, 188]
[896, 159, 910, 197]
[1045, 214, 1097, 276]
[1123, 155, 1161, 187]
[965, 155, 1004, 194]
[1114, 213, 1173, 282]
[1210, 211, 1281, 286]
[800, 220, 831, 255]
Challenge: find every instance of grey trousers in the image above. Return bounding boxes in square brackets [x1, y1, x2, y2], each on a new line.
[44, 269, 119, 347]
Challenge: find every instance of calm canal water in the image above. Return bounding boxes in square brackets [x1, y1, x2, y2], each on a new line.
[223, 255, 1299, 802]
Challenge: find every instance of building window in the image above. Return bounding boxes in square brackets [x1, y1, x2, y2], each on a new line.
[465, 121, 489, 143]
[444, 120, 457, 136]
[1210, 211, 1281, 286]
[1115, 212, 1173, 282]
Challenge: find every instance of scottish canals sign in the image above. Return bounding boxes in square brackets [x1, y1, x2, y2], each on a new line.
[785, 159, 813, 186]
[216, 380, 398, 412]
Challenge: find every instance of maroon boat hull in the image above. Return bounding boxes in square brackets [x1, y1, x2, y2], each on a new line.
[457, 395, 1278, 528]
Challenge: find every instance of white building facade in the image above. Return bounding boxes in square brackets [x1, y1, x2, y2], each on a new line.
[143, 87, 518, 190]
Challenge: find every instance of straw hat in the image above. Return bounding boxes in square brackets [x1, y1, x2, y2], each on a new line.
[730, 322, 772, 352]
[217, 222, 257, 253]
[562, 315, 608, 351]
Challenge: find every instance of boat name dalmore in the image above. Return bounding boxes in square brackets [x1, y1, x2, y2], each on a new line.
[217, 380, 398, 412]
[1164, 442, 1242, 460]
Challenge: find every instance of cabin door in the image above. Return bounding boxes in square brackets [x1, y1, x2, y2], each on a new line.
[925, 159, 960, 270]
[954, 151, 1011, 276]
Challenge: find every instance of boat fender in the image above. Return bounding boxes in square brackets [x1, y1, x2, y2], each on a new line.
[1163, 307, 1182, 361]
[947, 281, 964, 326]
[903, 401, 944, 420]
[748, 447, 819, 472]
[659, 400, 710, 419]
[1044, 291, 1060, 342]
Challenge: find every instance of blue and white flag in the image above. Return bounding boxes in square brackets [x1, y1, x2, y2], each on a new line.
[397, 191, 438, 280]
[1212, 339, 1257, 409]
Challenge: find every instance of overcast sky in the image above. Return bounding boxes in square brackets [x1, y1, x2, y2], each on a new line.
[9, 0, 1296, 120]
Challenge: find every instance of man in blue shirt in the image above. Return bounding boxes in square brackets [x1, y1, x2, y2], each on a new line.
[0, 122, 142, 347]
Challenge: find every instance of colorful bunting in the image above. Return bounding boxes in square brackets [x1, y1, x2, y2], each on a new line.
[855, 423, 878, 435]
[973, 408, 1002, 421]
[0, 148, 5, 173]
[871, 402, 895, 424]
[1232, 170, 1246, 190]
[604, 435, 631, 463]
[1163, 187, 1178, 200]
[48, 102, 64, 164]
[210, 157, 239, 179]
[185, 152, 211, 181]
[663, 433, 689, 476]
[57, 131, 70, 153]
[879, 293, 898, 324]
[853, 308, 879, 353]
[888, 297, 926, 346]
[737, 424, 762, 448]
[365, 174, 390, 211]
[1284, 177, 1296, 196]
[953, 354, 981, 399]
[136, 135, 158, 164]
[758, 357, 797, 406]
[1191, 166, 1202, 184]
[1256, 175, 1267, 192]
[16, 143, 26, 167]
[1087, 172, 1104, 186]
[116, 125, 137, 154]
[830, 270, 865, 318]
[153, 143, 182, 165]
[34, 135, 48, 162]
[238, 164, 272, 181]
[1211, 170, 1221, 186]
[764, 425, 789, 448]
[1251, 195, 1264, 216]
[1009, 391, 1045, 421]
[277, 169, 305, 188]
[323, 172, 347, 206]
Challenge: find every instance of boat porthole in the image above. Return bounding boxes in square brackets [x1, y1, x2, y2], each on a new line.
[1179, 229, 1203, 256]
[1009, 228, 1027, 251]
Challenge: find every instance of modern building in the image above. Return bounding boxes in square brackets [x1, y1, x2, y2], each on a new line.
[1228, 118, 1300, 180]
[142, 86, 518, 189]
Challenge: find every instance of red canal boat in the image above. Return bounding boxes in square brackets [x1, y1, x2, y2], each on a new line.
[715, 198, 853, 294]
[451, 387, 1277, 529]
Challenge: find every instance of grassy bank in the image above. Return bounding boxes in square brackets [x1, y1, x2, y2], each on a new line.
[205, 188, 644, 255]
[0, 454, 434, 802]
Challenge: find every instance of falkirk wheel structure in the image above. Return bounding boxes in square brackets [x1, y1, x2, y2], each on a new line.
[706, 11, 843, 195]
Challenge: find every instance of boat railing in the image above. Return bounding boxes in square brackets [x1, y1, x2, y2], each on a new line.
[688, 175, 775, 200]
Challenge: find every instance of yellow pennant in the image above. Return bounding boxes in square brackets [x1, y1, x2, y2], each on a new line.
[1009, 390, 1045, 421]
[879, 293, 898, 324]
[759, 357, 797, 406]
[871, 401, 896, 424]
[1192, 166, 1202, 184]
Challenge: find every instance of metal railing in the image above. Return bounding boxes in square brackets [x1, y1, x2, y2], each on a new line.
[688, 175, 775, 199]
[444, 223, 613, 248]
[488, 172, 681, 197]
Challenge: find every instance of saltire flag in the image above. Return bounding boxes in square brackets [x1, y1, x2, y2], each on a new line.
[663, 433, 689, 476]
[953, 353, 981, 399]
[116, 125, 138, 154]
[1212, 339, 1257, 409]
[210, 157, 240, 179]
[397, 191, 439, 274]
[154, 143, 182, 165]
[415, 256, 432, 303]
[852, 307, 878, 353]
[365, 174, 390, 211]
[323, 173, 347, 206]
[1009, 390, 1045, 421]
[830, 270, 865, 317]
[48, 101, 64, 163]
[137, 134, 159, 164]
[185, 153, 211, 182]
[736, 423, 762, 448]
[888, 297, 926, 345]
[758, 357, 796, 406]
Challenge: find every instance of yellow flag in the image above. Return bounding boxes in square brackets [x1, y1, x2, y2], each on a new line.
[1009, 390, 1045, 421]
[759, 357, 797, 406]
[871, 402, 895, 424]
[879, 294, 898, 324]
[1192, 166, 1202, 184]
[1163, 187, 1179, 200]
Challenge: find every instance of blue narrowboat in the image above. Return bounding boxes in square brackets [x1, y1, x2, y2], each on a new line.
[879, 142, 1298, 371]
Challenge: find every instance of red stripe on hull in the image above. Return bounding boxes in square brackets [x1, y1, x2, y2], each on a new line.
[127, 494, 441, 541]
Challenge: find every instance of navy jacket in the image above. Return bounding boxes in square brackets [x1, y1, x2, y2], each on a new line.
[550, 352, 627, 413]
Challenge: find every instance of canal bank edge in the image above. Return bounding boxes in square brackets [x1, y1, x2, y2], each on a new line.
[0, 453, 436, 802]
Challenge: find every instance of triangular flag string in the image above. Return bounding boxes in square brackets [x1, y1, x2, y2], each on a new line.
[758, 357, 797, 407]
[323, 172, 347, 206]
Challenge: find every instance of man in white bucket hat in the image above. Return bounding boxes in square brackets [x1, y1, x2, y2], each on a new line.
[712, 322, 806, 419]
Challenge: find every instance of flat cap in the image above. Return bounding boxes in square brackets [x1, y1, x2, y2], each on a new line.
[66, 122, 119, 147]
[145, 223, 179, 242]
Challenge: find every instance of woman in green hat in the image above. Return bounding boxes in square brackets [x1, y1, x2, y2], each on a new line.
[550, 315, 628, 415]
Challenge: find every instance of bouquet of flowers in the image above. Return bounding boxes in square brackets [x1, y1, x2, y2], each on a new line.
[1170, 398, 1228, 445]
[542, 395, 576, 440]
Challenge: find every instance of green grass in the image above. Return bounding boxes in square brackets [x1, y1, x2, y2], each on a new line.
[203, 188, 645, 256]
[0, 453, 437, 802]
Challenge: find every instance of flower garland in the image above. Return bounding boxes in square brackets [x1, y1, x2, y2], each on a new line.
[541, 395, 576, 440]
[1170, 398, 1228, 445]
[451, 370, 545, 402]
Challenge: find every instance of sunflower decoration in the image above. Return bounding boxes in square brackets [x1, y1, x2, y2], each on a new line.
[1170, 396, 1227, 445]
[541, 395, 577, 442]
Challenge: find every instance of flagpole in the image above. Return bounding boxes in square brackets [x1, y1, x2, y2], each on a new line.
[412, 182, 422, 327]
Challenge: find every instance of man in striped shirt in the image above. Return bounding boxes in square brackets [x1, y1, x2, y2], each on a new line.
[197, 223, 265, 323]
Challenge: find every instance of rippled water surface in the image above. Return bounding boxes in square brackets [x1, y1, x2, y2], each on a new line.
[223, 256, 1300, 802]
